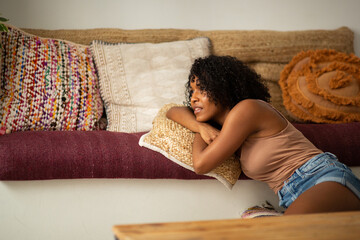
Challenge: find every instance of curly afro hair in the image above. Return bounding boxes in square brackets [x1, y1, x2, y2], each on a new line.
[186, 55, 270, 109]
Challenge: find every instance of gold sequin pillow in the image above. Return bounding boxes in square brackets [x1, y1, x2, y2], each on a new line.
[279, 49, 360, 123]
[139, 103, 241, 190]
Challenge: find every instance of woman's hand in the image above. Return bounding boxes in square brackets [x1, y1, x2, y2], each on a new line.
[198, 123, 220, 144]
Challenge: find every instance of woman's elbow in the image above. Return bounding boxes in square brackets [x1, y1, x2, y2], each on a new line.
[166, 107, 176, 120]
[193, 159, 210, 175]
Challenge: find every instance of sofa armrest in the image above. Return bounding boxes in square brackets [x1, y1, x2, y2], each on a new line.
[293, 122, 360, 167]
[0, 131, 210, 180]
[1, 122, 359, 181]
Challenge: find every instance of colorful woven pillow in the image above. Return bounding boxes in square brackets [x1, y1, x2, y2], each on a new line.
[90, 38, 210, 133]
[279, 49, 360, 123]
[0, 25, 103, 133]
[139, 103, 241, 189]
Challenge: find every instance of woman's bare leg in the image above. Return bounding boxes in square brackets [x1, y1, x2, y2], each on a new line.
[284, 182, 360, 215]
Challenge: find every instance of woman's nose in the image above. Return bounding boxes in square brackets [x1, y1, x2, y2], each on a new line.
[191, 92, 198, 104]
[191, 97, 196, 104]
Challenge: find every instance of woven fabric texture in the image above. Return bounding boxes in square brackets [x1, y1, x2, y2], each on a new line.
[91, 37, 210, 133]
[0, 25, 103, 133]
[139, 103, 241, 189]
[279, 49, 360, 123]
[23, 27, 354, 122]
[23, 27, 353, 63]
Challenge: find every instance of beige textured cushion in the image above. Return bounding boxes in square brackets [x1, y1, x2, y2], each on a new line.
[91, 38, 210, 132]
[139, 103, 241, 190]
[23, 27, 354, 122]
[279, 49, 360, 123]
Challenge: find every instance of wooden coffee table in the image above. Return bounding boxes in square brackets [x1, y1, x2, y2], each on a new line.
[113, 211, 360, 240]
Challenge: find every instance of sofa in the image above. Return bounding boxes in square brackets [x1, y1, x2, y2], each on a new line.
[1, 25, 360, 240]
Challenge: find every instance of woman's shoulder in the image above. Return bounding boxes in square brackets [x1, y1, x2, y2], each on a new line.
[228, 99, 286, 130]
[220, 99, 270, 140]
[226, 99, 267, 124]
[231, 99, 268, 114]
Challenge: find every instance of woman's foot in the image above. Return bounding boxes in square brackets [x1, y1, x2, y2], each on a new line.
[241, 201, 284, 219]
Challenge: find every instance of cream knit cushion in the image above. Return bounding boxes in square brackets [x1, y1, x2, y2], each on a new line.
[91, 38, 210, 132]
[139, 103, 241, 189]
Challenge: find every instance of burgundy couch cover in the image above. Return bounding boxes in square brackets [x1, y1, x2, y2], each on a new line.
[1, 122, 360, 181]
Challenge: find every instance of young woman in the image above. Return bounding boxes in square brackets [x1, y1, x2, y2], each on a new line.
[166, 55, 360, 215]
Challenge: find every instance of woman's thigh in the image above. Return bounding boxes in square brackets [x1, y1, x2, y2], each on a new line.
[278, 153, 360, 212]
[284, 181, 360, 215]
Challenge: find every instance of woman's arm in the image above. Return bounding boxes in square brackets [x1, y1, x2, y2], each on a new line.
[192, 133, 210, 174]
[166, 106, 200, 132]
[191, 100, 262, 174]
[166, 106, 219, 144]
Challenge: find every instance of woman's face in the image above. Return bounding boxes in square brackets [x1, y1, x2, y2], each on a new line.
[190, 77, 228, 124]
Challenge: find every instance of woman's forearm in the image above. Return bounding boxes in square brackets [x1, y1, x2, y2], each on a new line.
[167, 107, 223, 174]
[166, 106, 202, 133]
[192, 133, 210, 174]
[167, 106, 220, 144]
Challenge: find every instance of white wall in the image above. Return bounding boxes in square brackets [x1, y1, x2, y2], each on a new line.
[1, 1, 360, 240]
[2, 0, 360, 56]
[0, 179, 281, 240]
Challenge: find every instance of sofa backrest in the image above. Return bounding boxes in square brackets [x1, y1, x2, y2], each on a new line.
[23, 27, 353, 62]
[22, 27, 354, 121]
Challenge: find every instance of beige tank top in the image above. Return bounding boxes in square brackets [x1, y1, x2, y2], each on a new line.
[240, 102, 323, 193]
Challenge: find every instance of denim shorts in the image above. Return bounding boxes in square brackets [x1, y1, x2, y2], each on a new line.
[278, 152, 360, 209]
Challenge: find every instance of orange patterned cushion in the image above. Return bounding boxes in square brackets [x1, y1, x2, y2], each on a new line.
[279, 49, 360, 123]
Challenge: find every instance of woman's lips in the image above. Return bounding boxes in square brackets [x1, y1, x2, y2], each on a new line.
[193, 107, 202, 115]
